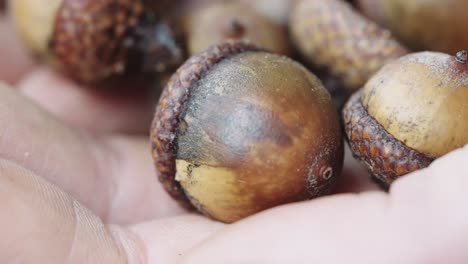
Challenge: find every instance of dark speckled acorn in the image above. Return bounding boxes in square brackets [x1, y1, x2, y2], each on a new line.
[151, 41, 344, 223]
[343, 50, 468, 186]
[10, 0, 183, 84]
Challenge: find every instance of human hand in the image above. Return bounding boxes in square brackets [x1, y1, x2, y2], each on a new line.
[1, 11, 467, 264]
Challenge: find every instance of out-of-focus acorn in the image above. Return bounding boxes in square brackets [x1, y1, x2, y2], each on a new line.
[151, 41, 343, 223]
[358, 0, 468, 54]
[187, 2, 290, 56]
[290, 0, 408, 92]
[10, 0, 184, 84]
[239, 0, 291, 26]
[343, 50, 468, 186]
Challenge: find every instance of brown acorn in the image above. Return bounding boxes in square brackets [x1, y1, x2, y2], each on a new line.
[186, 2, 290, 56]
[343, 50, 468, 186]
[358, 0, 468, 54]
[238, 0, 292, 26]
[290, 0, 409, 92]
[151, 41, 344, 223]
[10, 0, 184, 84]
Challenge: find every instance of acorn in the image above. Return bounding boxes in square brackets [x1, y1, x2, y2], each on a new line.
[343, 50, 468, 186]
[358, 0, 468, 54]
[186, 2, 290, 56]
[290, 0, 408, 92]
[239, 0, 291, 26]
[151, 41, 344, 223]
[10, 0, 184, 84]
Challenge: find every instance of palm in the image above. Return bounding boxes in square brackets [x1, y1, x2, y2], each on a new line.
[1, 12, 468, 264]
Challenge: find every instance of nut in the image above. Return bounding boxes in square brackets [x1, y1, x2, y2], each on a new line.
[343, 51, 468, 186]
[187, 2, 290, 56]
[290, 0, 408, 92]
[10, 0, 184, 83]
[151, 41, 343, 223]
[358, 0, 468, 54]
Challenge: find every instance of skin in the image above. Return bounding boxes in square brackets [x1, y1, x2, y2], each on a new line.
[1, 8, 468, 263]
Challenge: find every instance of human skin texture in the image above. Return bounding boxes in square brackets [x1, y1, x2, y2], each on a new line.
[0, 9, 468, 264]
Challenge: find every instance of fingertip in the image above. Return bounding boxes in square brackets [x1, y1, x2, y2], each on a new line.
[18, 67, 155, 133]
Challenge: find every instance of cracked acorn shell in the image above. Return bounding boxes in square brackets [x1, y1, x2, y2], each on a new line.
[358, 0, 468, 54]
[187, 2, 290, 56]
[343, 51, 468, 186]
[290, 0, 408, 92]
[10, 0, 183, 84]
[151, 41, 344, 223]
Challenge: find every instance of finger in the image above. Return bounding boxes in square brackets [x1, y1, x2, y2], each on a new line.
[0, 159, 138, 263]
[18, 68, 158, 134]
[183, 146, 468, 264]
[0, 13, 35, 84]
[130, 215, 224, 263]
[0, 83, 183, 223]
[0, 159, 223, 263]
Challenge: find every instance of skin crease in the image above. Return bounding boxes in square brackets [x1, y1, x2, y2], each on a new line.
[1, 7, 468, 264]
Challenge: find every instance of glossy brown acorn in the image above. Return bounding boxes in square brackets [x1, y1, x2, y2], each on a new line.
[186, 2, 290, 56]
[343, 51, 468, 186]
[151, 41, 344, 223]
[10, 0, 183, 84]
[358, 0, 468, 54]
[290, 0, 409, 92]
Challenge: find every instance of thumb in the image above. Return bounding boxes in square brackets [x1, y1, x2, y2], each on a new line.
[0, 159, 144, 263]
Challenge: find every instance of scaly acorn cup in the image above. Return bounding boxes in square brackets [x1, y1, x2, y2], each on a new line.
[151, 41, 344, 223]
[10, 0, 184, 84]
[290, 0, 409, 92]
[186, 2, 290, 56]
[343, 50, 468, 186]
[358, 0, 468, 54]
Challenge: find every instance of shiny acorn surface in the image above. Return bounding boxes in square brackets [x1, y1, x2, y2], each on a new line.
[151, 41, 344, 223]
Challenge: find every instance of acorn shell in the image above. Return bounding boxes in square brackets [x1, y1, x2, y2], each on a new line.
[343, 51, 468, 185]
[358, 0, 468, 54]
[187, 2, 290, 56]
[290, 0, 408, 92]
[151, 41, 343, 223]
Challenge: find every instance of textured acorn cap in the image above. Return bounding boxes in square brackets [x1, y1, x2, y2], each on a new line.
[290, 0, 408, 92]
[362, 51, 468, 158]
[151, 41, 343, 223]
[187, 2, 290, 56]
[11, 0, 181, 83]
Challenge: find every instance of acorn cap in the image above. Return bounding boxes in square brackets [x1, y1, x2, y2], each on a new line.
[343, 91, 433, 185]
[151, 41, 343, 222]
[290, 0, 408, 91]
[362, 51, 468, 158]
